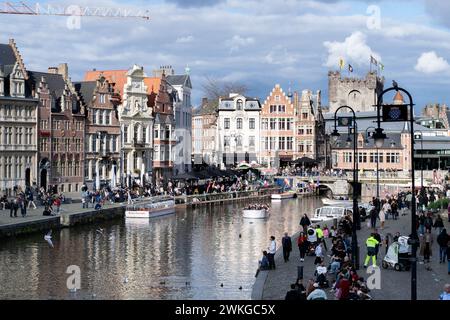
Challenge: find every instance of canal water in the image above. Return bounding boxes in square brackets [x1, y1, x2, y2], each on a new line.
[0, 197, 322, 300]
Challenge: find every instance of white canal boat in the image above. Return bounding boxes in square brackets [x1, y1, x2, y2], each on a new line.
[125, 196, 175, 219]
[271, 191, 297, 200]
[321, 198, 352, 206]
[242, 209, 269, 219]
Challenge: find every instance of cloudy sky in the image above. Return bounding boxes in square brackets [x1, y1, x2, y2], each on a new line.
[2, 0, 450, 109]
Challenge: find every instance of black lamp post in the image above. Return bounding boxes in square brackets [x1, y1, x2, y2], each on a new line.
[331, 105, 360, 270]
[414, 130, 424, 190]
[365, 126, 380, 200]
[373, 81, 418, 301]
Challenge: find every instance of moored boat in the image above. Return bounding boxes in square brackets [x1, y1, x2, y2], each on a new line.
[242, 209, 269, 219]
[125, 196, 175, 218]
[271, 191, 297, 200]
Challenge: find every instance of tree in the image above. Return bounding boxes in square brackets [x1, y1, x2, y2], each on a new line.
[201, 76, 249, 111]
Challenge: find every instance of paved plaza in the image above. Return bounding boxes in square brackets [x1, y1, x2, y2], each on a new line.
[261, 209, 450, 300]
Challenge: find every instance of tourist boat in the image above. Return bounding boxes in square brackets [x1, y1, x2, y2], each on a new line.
[125, 196, 175, 218]
[311, 206, 353, 223]
[321, 198, 352, 206]
[242, 208, 269, 219]
[271, 191, 297, 200]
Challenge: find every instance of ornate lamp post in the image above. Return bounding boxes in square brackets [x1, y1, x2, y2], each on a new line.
[414, 130, 424, 190]
[365, 126, 380, 200]
[330, 105, 360, 270]
[372, 81, 419, 301]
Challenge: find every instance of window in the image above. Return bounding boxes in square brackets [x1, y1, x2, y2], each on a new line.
[105, 110, 110, 125]
[275, 95, 280, 101]
[306, 142, 312, 153]
[270, 118, 276, 130]
[237, 100, 243, 110]
[302, 112, 308, 120]
[287, 118, 293, 130]
[270, 137, 276, 150]
[249, 136, 255, 147]
[143, 127, 147, 143]
[262, 118, 268, 130]
[278, 137, 285, 150]
[112, 136, 117, 152]
[270, 105, 277, 113]
[344, 152, 352, 163]
[92, 135, 97, 152]
[278, 105, 285, 113]
[249, 118, 255, 129]
[154, 125, 159, 139]
[237, 118, 243, 129]
[299, 144, 304, 153]
[224, 136, 230, 148]
[287, 137, 293, 150]
[262, 137, 269, 150]
[298, 127, 305, 135]
[224, 118, 230, 129]
[278, 118, 286, 130]
[165, 126, 170, 139]
[236, 136, 242, 147]
[124, 125, 128, 143]
[306, 127, 313, 135]
[92, 110, 97, 124]
[100, 94, 106, 104]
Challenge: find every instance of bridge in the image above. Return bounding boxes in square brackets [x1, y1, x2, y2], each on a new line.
[276, 170, 442, 197]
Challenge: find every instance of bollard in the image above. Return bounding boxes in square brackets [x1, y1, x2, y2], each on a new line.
[297, 266, 304, 281]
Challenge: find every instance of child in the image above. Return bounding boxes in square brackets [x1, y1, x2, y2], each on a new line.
[323, 225, 329, 238]
[330, 226, 337, 240]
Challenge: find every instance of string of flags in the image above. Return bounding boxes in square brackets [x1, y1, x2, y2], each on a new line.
[338, 56, 384, 74]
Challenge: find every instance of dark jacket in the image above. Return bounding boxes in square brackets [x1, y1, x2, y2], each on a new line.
[433, 219, 444, 228]
[285, 289, 302, 301]
[282, 236, 292, 251]
[437, 232, 449, 247]
[300, 216, 311, 227]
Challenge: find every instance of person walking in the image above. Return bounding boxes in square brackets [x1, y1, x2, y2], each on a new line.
[300, 214, 311, 233]
[282, 232, 292, 262]
[433, 215, 445, 235]
[19, 197, 27, 217]
[267, 236, 276, 270]
[53, 196, 61, 215]
[9, 198, 18, 218]
[378, 205, 386, 230]
[316, 225, 327, 251]
[363, 233, 380, 268]
[424, 213, 433, 234]
[27, 191, 37, 210]
[437, 229, 449, 264]
[369, 207, 378, 229]
[422, 230, 433, 263]
[297, 232, 308, 262]
[418, 212, 426, 235]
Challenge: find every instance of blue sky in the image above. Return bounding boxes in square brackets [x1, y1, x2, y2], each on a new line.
[2, 0, 450, 110]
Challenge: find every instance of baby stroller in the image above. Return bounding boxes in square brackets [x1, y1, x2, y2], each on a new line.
[382, 236, 411, 271]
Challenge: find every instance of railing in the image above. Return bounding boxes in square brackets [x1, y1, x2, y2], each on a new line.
[173, 187, 280, 206]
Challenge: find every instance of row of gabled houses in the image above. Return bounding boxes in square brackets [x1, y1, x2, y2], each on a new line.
[0, 39, 192, 195]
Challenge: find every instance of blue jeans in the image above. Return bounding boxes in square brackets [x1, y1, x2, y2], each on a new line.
[440, 246, 447, 262]
[419, 225, 425, 235]
[330, 261, 340, 274]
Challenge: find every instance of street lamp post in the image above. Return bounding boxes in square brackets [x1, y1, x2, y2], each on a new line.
[365, 126, 379, 200]
[330, 105, 360, 270]
[372, 82, 418, 301]
[414, 130, 424, 190]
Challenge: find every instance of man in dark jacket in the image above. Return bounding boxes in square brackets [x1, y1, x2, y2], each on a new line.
[282, 232, 292, 262]
[300, 214, 311, 233]
[437, 229, 449, 263]
[370, 207, 378, 229]
[285, 284, 302, 300]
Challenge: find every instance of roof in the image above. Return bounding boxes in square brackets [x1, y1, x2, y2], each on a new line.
[333, 132, 403, 149]
[84, 70, 127, 95]
[144, 77, 161, 93]
[0, 43, 16, 73]
[28, 71, 66, 98]
[73, 81, 96, 106]
[166, 74, 191, 88]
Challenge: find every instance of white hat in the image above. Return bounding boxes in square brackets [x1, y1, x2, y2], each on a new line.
[313, 283, 319, 288]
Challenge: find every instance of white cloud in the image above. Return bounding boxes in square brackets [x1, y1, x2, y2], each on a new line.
[323, 31, 381, 68]
[415, 51, 450, 74]
[176, 35, 194, 43]
[226, 35, 255, 53]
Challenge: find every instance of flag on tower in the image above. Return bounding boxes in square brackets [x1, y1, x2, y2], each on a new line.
[339, 57, 345, 70]
[370, 55, 378, 66]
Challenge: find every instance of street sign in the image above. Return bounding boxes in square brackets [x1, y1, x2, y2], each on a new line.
[337, 117, 352, 127]
[382, 104, 408, 122]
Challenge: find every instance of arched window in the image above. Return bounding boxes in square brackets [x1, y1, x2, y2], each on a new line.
[237, 99, 243, 110]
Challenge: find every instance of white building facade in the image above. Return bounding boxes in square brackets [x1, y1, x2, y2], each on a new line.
[0, 40, 39, 195]
[216, 94, 261, 168]
[119, 65, 154, 185]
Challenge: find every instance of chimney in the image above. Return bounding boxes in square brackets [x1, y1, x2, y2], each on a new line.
[48, 67, 58, 74]
[58, 63, 69, 81]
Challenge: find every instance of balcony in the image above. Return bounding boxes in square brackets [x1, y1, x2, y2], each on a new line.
[132, 140, 146, 148]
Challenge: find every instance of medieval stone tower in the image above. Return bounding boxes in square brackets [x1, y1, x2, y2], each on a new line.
[328, 71, 384, 114]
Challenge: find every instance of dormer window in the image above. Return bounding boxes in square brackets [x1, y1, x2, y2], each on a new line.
[100, 94, 106, 104]
[237, 99, 243, 110]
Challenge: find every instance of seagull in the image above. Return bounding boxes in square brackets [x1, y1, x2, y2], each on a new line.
[239, 234, 242, 238]
[392, 80, 398, 89]
[238, 286, 242, 290]
[123, 277, 129, 284]
[159, 281, 166, 285]
[44, 230, 54, 248]
[220, 283, 223, 287]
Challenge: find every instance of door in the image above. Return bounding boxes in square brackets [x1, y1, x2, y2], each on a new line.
[25, 168, 31, 187]
[40, 169, 47, 189]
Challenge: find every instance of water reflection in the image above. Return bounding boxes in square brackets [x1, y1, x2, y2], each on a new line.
[0, 197, 322, 300]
